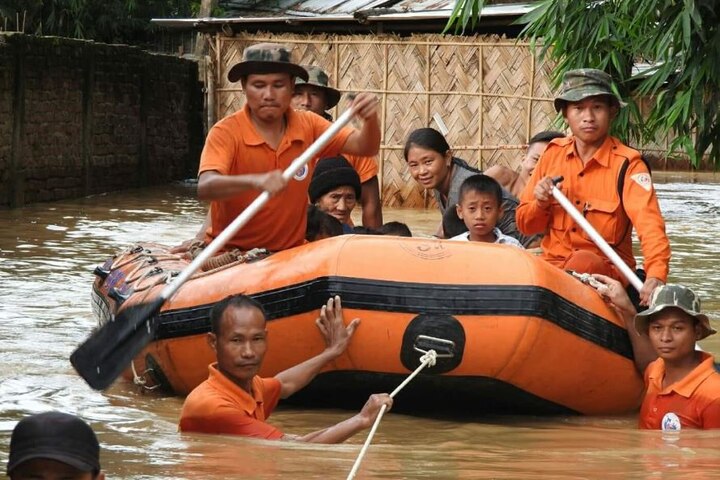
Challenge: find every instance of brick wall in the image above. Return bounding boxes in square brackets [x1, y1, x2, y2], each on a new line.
[0, 34, 203, 207]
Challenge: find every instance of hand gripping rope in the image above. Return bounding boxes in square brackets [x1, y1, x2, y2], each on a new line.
[346, 348, 439, 480]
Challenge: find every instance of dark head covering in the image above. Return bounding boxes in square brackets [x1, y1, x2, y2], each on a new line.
[309, 156, 361, 203]
[227, 43, 308, 83]
[7, 412, 101, 475]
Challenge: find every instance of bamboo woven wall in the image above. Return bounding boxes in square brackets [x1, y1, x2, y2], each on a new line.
[208, 32, 559, 208]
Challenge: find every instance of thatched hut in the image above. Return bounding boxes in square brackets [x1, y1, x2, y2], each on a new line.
[154, 2, 572, 207]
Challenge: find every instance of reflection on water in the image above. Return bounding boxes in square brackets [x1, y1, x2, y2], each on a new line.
[0, 179, 719, 478]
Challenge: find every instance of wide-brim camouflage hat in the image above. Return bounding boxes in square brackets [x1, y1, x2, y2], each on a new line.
[635, 284, 716, 340]
[295, 65, 341, 108]
[554, 68, 627, 112]
[227, 43, 308, 83]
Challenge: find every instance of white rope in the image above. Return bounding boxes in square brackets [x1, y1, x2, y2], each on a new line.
[130, 360, 146, 387]
[346, 350, 438, 480]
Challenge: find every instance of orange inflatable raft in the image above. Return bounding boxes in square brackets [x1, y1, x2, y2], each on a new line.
[91, 235, 644, 415]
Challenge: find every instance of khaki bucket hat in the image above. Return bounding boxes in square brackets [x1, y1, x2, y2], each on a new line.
[554, 68, 627, 112]
[635, 284, 716, 340]
[294, 65, 342, 108]
[227, 43, 308, 83]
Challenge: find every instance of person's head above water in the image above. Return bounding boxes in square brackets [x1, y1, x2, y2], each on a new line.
[7, 411, 104, 480]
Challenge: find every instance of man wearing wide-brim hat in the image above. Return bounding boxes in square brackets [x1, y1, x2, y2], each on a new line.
[196, 43, 381, 253]
[592, 274, 720, 430]
[516, 68, 671, 307]
[291, 65, 383, 230]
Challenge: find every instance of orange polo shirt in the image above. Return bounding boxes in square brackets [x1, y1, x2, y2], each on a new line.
[639, 353, 720, 429]
[179, 363, 283, 439]
[199, 105, 353, 251]
[345, 154, 379, 184]
[517, 136, 670, 281]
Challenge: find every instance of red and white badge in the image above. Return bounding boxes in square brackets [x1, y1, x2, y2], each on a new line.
[631, 173, 652, 192]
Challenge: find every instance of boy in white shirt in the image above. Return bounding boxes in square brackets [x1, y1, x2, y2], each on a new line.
[450, 174, 523, 248]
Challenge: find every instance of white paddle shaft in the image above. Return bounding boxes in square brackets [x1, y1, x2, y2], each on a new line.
[551, 185, 643, 292]
[160, 107, 357, 302]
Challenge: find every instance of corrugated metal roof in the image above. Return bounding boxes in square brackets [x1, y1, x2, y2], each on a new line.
[220, 0, 395, 17]
[219, 0, 529, 17]
[153, 1, 533, 28]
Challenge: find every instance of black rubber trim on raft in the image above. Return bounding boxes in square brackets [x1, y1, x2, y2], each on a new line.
[284, 370, 576, 416]
[152, 276, 633, 359]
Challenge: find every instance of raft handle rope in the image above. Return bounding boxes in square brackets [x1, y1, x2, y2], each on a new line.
[346, 347, 439, 480]
[570, 271, 605, 290]
[413, 334, 455, 359]
[130, 360, 161, 391]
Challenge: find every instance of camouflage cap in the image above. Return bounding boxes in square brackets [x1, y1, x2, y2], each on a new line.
[635, 284, 716, 340]
[554, 68, 626, 112]
[294, 65, 341, 108]
[227, 43, 309, 83]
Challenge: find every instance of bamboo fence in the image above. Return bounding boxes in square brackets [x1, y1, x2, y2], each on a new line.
[205, 32, 674, 208]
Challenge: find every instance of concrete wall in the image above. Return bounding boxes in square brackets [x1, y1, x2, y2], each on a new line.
[0, 34, 203, 207]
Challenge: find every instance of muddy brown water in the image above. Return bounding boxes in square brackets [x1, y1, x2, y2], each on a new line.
[1, 174, 719, 478]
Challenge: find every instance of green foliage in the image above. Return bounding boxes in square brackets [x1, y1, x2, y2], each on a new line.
[0, 0, 202, 45]
[445, 0, 720, 167]
[444, 0, 484, 34]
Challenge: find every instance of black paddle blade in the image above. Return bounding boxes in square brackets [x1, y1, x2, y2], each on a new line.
[70, 297, 164, 390]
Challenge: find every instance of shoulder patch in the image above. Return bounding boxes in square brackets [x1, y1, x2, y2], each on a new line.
[630, 173, 652, 192]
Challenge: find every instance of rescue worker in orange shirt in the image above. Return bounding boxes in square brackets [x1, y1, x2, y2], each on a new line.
[195, 44, 379, 253]
[593, 275, 720, 430]
[292, 65, 383, 229]
[179, 294, 393, 441]
[516, 69, 671, 306]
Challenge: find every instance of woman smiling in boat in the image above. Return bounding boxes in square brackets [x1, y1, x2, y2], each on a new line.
[403, 127, 536, 247]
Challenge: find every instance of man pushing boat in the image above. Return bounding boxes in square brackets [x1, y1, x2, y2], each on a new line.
[197, 43, 380, 253]
[179, 294, 393, 441]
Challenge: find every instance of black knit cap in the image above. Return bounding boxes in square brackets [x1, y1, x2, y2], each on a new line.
[309, 156, 361, 203]
[7, 411, 101, 474]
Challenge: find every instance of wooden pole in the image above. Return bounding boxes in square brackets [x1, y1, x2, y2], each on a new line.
[193, 0, 218, 58]
[526, 50, 536, 143]
[380, 42, 389, 202]
[478, 45, 484, 170]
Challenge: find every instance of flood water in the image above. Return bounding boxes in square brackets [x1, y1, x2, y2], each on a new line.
[1, 174, 719, 478]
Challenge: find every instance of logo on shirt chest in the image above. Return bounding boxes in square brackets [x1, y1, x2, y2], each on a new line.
[293, 165, 309, 181]
[661, 412, 682, 431]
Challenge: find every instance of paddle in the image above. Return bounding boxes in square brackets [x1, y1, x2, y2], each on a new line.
[71, 107, 357, 390]
[550, 176, 643, 291]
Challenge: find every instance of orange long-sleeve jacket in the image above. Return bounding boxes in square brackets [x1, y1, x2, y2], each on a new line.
[516, 136, 671, 282]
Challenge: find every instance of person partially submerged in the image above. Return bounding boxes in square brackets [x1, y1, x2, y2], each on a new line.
[593, 274, 720, 430]
[7, 411, 105, 480]
[179, 294, 392, 442]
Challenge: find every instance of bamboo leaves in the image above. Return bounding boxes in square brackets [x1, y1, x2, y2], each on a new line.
[445, 0, 719, 167]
